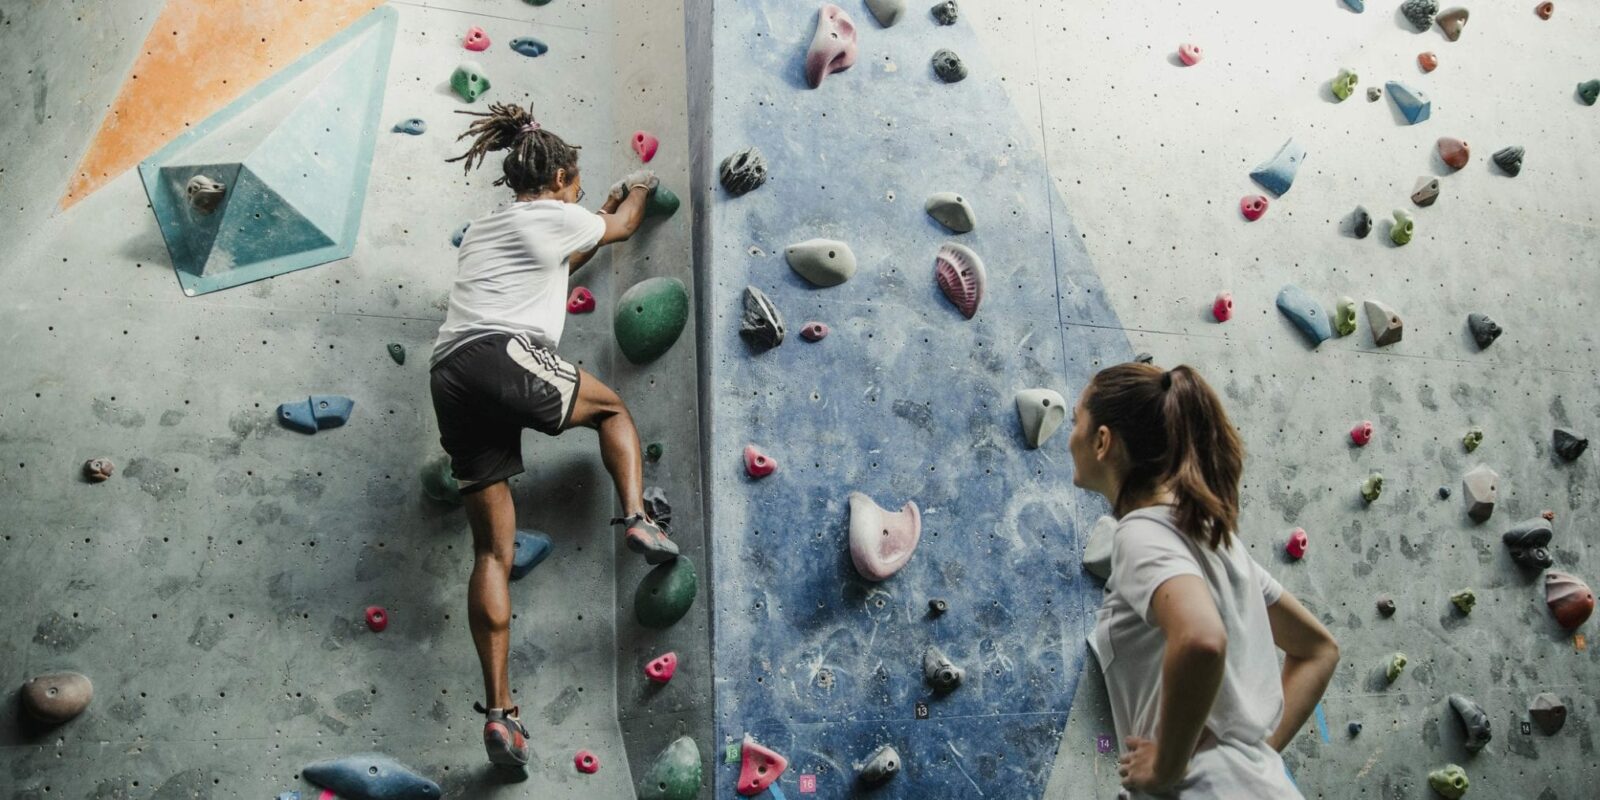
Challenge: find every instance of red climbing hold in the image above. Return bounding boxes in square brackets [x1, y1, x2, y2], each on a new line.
[1418, 52, 1438, 73]
[804, 4, 858, 89]
[744, 445, 778, 478]
[737, 735, 789, 796]
[82, 458, 114, 483]
[934, 243, 987, 319]
[1287, 528, 1309, 560]
[1212, 291, 1233, 322]
[633, 131, 659, 163]
[574, 750, 600, 774]
[1350, 421, 1373, 447]
[1240, 195, 1268, 221]
[1542, 509, 1557, 521]
[1546, 571, 1595, 629]
[1178, 43, 1203, 66]
[1536, 2, 1554, 20]
[800, 321, 830, 341]
[645, 652, 678, 684]
[567, 286, 596, 314]
[365, 606, 388, 632]
[463, 26, 490, 52]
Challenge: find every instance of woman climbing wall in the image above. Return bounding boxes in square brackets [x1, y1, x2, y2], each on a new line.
[1067, 362, 1341, 797]
[429, 102, 679, 767]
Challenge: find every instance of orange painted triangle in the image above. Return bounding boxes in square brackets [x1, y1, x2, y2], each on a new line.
[61, 0, 384, 210]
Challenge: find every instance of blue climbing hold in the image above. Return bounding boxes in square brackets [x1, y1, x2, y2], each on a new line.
[1249, 139, 1306, 197]
[277, 398, 318, 434]
[277, 793, 301, 800]
[451, 222, 471, 248]
[391, 118, 426, 135]
[1276, 285, 1333, 347]
[511, 530, 553, 579]
[510, 37, 549, 57]
[277, 396, 354, 433]
[1343, 0, 1363, 10]
[302, 753, 441, 800]
[1386, 82, 1431, 124]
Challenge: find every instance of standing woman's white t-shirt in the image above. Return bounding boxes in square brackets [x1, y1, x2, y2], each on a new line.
[1091, 505, 1303, 799]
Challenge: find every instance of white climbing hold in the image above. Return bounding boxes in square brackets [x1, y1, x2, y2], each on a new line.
[1015, 388, 1067, 449]
[848, 492, 921, 581]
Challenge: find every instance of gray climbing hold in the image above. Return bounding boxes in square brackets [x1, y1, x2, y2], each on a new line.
[1016, 389, 1067, 449]
[1133, 352, 1154, 364]
[511, 530, 552, 579]
[1467, 313, 1501, 349]
[1248, 138, 1306, 197]
[931, 0, 958, 25]
[391, 118, 426, 135]
[1438, 486, 1451, 499]
[1348, 721, 1364, 736]
[1493, 145, 1524, 176]
[1276, 284, 1333, 346]
[1529, 693, 1566, 734]
[1437, 7, 1469, 40]
[1449, 694, 1492, 753]
[302, 754, 441, 800]
[277, 395, 354, 434]
[1364, 299, 1403, 346]
[1350, 206, 1372, 238]
[387, 343, 405, 365]
[928, 598, 949, 615]
[1554, 429, 1588, 461]
[866, 0, 906, 27]
[923, 646, 964, 692]
[784, 239, 857, 287]
[858, 744, 901, 787]
[20, 672, 93, 725]
[1367, 86, 1382, 102]
[1083, 515, 1115, 580]
[1502, 518, 1553, 570]
[1410, 176, 1440, 207]
[719, 147, 768, 195]
[1401, 0, 1438, 31]
[1462, 464, 1498, 523]
[739, 286, 785, 349]
[1386, 81, 1432, 124]
[925, 192, 976, 233]
[644, 486, 673, 527]
[185, 174, 227, 215]
[932, 49, 967, 83]
[1376, 595, 1397, 616]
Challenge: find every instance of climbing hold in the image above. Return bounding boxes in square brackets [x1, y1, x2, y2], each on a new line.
[82, 458, 114, 483]
[1428, 764, 1468, 799]
[1178, 43, 1203, 66]
[450, 62, 491, 103]
[1438, 137, 1470, 170]
[928, 598, 949, 615]
[1449, 694, 1491, 752]
[509, 37, 549, 57]
[1411, 176, 1440, 207]
[1364, 299, 1404, 346]
[1349, 209, 1371, 239]
[637, 736, 702, 800]
[935, 243, 987, 319]
[1015, 388, 1068, 449]
[719, 147, 768, 195]
[1545, 571, 1595, 629]
[1239, 194, 1268, 221]
[511, 530, 552, 579]
[615, 277, 689, 364]
[1275, 284, 1333, 346]
[931, 0, 958, 24]
[635, 557, 698, 629]
[645, 652, 678, 684]
[785, 239, 857, 287]
[645, 186, 681, 218]
[1537, 1, 1554, 19]
[302, 754, 441, 800]
[574, 751, 600, 774]
[420, 455, 462, 506]
[1344, 0, 1364, 9]
[1367, 86, 1382, 102]
[859, 744, 901, 787]
[646, 443, 664, 462]
[1492, 145, 1524, 176]
[1462, 464, 1498, 522]
[739, 286, 786, 349]
[1502, 518, 1554, 570]
[1542, 509, 1557, 521]
[1133, 352, 1154, 363]
[462, 26, 490, 51]
[1083, 515, 1116, 580]
[644, 486, 672, 526]
[1400, 0, 1438, 31]
[1386, 652, 1408, 682]
[1436, 7, 1469, 40]
[451, 221, 471, 248]
[365, 606, 388, 632]
[1450, 589, 1476, 614]
[1466, 313, 1501, 349]
[932, 49, 967, 83]
[567, 286, 596, 314]
[1529, 693, 1566, 733]
[1248, 138, 1305, 197]
[1579, 79, 1600, 106]
[1334, 297, 1358, 336]
[849, 492, 921, 581]
[866, 0, 906, 27]
[800, 321, 829, 341]
[1391, 209, 1414, 245]
[925, 192, 976, 233]
[277, 793, 300, 800]
[392, 118, 427, 135]
[1332, 67, 1358, 101]
[805, 4, 858, 89]
[1439, 486, 1452, 498]
[1377, 596, 1397, 616]
[1350, 421, 1373, 446]
[1348, 721, 1364, 736]
[20, 672, 93, 725]
[1286, 528, 1309, 560]
[737, 736, 789, 796]
[744, 445, 778, 478]
[277, 396, 354, 434]
[1361, 472, 1384, 504]
[632, 131, 659, 163]
[1212, 291, 1233, 323]
[924, 646, 965, 692]
[1462, 427, 1483, 452]
[387, 343, 406, 365]
[185, 174, 227, 215]
[1553, 428, 1588, 461]
[1386, 82, 1432, 124]
[1418, 52, 1438, 73]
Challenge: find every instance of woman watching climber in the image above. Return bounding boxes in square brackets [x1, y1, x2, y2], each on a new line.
[430, 102, 678, 767]
[1067, 362, 1340, 797]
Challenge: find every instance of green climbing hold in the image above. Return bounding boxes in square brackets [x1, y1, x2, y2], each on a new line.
[1462, 426, 1483, 452]
[1361, 472, 1383, 504]
[1332, 67, 1358, 101]
[615, 277, 689, 364]
[646, 442, 664, 462]
[1385, 652, 1408, 683]
[1580, 79, 1600, 106]
[1390, 209, 1414, 246]
[637, 736, 703, 800]
[1334, 297, 1358, 336]
[451, 62, 490, 102]
[635, 556, 697, 628]
[1450, 588, 1476, 614]
[1429, 764, 1469, 799]
[421, 455, 462, 506]
[387, 343, 406, 365]
[645, 186, 681, 219]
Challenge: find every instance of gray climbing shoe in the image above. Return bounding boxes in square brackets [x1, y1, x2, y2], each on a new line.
[614, 513, 679, 564]
[475, 702, 531, 767]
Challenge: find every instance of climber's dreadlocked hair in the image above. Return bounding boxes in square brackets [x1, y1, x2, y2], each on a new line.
[445, 102, 581, 194]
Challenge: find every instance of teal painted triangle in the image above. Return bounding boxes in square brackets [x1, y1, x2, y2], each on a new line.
[200, 165, 335, 278]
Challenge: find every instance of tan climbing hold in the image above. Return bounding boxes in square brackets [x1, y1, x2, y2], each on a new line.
[1364, 300, 1403, 346]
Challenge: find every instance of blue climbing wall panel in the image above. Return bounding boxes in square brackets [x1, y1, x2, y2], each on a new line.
[698, 2, 1132, 796]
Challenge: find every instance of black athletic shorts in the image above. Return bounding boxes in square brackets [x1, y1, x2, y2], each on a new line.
[429, 332, 583, 495]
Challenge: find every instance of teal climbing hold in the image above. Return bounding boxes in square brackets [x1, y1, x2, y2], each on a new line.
[387, 343, 405, 365]
[524, 0, 554, 5]
[1580, 79, 1600, 106]
[451, 62, 491, 102]
[645, 186, 681, 218]
[1386, 81, 1431, 124]
[278, 395, 354, 433]
[420, 455, 462, 506]
[302, 753, 441, 800]
[512, 530, 552, 579]
[1249, 138, 1306, 196]
[637, 736, 703, 800]
[615, 277, 690, 364]
[1276, 285, 1333, 346]
[510, 37, 550, 57]
[451, 221, 471, 247]
[635, 556, 697, 628]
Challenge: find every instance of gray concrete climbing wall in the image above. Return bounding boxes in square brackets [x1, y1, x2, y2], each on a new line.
[0, 1, 710, 797]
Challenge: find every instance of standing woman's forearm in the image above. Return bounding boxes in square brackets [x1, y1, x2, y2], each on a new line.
[1153, 634, 1227, 777]
[1266, 644, 1338, 751]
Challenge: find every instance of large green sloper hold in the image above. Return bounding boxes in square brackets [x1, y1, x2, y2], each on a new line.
[615, 277, 689, 364]
[635, 556, 697, 628]
[645, 186, 680, 218]
[637, 736, 703, 800]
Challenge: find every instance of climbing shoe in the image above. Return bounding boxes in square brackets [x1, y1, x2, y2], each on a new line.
[476, 702, 531, 767]
[614, 513, 679, 564]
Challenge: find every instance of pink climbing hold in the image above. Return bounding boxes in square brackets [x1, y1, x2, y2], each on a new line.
[463, 26, 490, 52]
[744, 445, 778, 478]
[632, 131, 659, 163]
[645, 652, 678, 684]
[800, 321, 830, 341]
[1212, 291, 1233, 322]
[365, 606, 388, 633]
[737, 735, 789, 796]
[1350, 421, 1374, 446]
[935, 243, 986, 319]
[848, 492, 921, 581]
[574, 750, 600, 774]
[1178, 43, 1203, 66]
[804, 4, 858, 89]
[319, 792, 336, 800]
[1240, 195, 1268, 221]
[567, 286, 595, 314]
[1287, 528, 1309, 560]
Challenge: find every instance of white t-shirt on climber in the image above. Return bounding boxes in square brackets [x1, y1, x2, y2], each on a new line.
[431, 199, 606, 367]
[1090, 505, 1303, 799]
